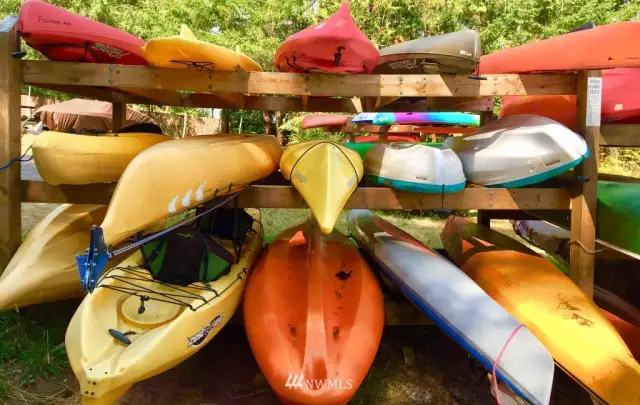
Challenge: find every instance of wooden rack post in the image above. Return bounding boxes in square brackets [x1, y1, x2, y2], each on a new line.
[570, 70, 601, 297]
[112, 101, 126, 131]
[0, 16, 21, 272]
[476, 110, 496, 229]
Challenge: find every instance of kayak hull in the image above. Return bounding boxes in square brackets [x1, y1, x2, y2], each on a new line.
[348, 210, 553, 405]
[280, 141, 362, 234]
[301, 115, 349, 129]
[441, 216, 640, 405]
[364, 143, 466, 193]
[372, 112, 480, 126]
[0, 204, 107, 311]
[67, 210, 262, 404]
[344, 141, 441, 160]
[99, 134, 281, 246]
[444, 115, 588, 187]
[244, 222, 384, 405]
[32, 132, 168, 185]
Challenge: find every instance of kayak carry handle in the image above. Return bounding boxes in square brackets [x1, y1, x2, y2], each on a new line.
[467, 75, 488, 81]
[109, 329, 132, 345]
[11, 51, 26, 59]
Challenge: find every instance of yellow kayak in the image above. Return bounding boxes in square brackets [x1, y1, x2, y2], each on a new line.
[142, 25, 262, 72]
[32, 131, 168, 185]
[280, 141, 362, 234]
[441, 216, 640, 405]
[100, 134, 281, 247]
[21, 133, 38, 156]
[0, 204, 106, 311]
[66, 209, 262, 405]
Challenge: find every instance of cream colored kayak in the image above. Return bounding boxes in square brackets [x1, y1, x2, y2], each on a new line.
[67, 210, 262, 405]
[100, 134, 282, 247]
[32, 131, 168, 185]
[142, 25, 262, 72]
[0, 204, 106, 311]
[280, 141, 362, 234]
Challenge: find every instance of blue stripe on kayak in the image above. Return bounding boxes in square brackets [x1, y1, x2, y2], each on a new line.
[361, 250, 536, 404]
[487, 153, 588, 188]
[367, 175, 466, 193]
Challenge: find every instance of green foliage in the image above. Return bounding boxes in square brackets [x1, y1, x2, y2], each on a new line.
[224, 109, 265, 134]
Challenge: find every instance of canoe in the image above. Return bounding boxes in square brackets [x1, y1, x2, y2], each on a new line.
[244, 221, 384, 405]
[301, 115, 349, 129]
[441, 216, 640, 405]
[479, 21, 640, 73]
[274, 2, 378, 74]
[372, 112, 480, 126]
[443, 115, 588, 187]
[348, 210, 553, 405]
[501, 68, 640, 128]
[99, 134, 281, 247]
[374, 30, 481, 74]
[142, 25, 262, 72]
[18, 0, 146, 65]
[31, 131, 168, 185]
[280, 141, 362, 234]
[66, 209, 262, 405]
[0, 204, 106, 311]
[344, 141, 441, 160]
[364, 143, 466, 193]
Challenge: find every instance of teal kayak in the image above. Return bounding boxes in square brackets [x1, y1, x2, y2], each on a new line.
[344, 142, 443, 160]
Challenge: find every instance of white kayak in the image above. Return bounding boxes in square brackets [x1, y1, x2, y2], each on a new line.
[348, 209, 554, 405]
[364, 143, 466, 193]
[444, 115, 588, 187]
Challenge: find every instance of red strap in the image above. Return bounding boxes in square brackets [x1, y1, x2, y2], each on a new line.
[492, 324, 526, 405]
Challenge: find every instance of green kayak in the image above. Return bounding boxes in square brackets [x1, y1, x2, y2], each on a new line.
[344, 142, 443, 160]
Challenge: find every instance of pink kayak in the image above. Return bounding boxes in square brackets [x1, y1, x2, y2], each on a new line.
[301, 115, 350, 129]
[274, 2, 378, 74]
[501, 68, 640, 128]
[18, 0, 146, 65]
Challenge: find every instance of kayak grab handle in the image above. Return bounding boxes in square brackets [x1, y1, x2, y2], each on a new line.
[109, 329, 133, 345]
[467, 75, 488, 81]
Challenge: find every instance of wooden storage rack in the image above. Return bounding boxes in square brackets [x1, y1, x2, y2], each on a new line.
[0, 16, 604, 304]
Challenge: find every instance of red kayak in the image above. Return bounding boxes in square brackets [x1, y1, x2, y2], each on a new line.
[603, 310, 640, 361]
[18, 0, 146, 65]
[479, 22, 640, 73]
[501, 68, 640, 128]
[301, 115, 350, 129]
[351, 135, 420, 143]
[274, 2, 378, 74]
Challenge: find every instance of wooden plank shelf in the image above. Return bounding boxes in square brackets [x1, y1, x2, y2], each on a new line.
[600, 124, 640, 147]
[21, 180, 571, 210]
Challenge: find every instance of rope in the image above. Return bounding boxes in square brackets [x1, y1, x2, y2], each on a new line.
[492, 323, 525, 405]
[0, 145, 33, 171]
[569, 239, 608, 255]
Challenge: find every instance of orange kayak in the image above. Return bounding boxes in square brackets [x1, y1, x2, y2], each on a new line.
[244, 222, 384, 405]
[441, 216, 640, 405]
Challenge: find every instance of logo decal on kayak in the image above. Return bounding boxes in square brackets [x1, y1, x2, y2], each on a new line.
[188, 314, 223, 347]
[92, 43, 130, 59]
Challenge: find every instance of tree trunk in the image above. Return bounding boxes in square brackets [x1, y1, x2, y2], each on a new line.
[275, 111, 287, 146]
[262, 111, 275, 135]
[220, 116, 230, 133]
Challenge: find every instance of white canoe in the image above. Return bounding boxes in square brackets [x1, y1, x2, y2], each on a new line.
[348, 209, 554, 405]
[364, 143, 466, 193]
[444, 115, 588, 187]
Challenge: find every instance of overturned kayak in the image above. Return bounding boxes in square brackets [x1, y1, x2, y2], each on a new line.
[142, 25, 261, 72]
[244, 221, 384, 405]
[374, 30, 481, 74]
[348, 210, 553, 405]
[274, 2, 378, 74]
[280, 141, 362, 234]
[372, 112, 480, 127]
[0, 205, 106, 311]
[98, 134, 281, 247]
[344, 140, 440, 159]
[301, 115, 350, 129]
[444, 115, 588, 187]
[364, 143, 466, 193]
[67, 210, 262, 405]
[18, 0, 146, 65]
[32, 131, 168, 185]
[441, 216, 640, 405]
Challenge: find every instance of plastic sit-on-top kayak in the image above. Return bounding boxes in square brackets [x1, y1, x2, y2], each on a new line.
[142, 25, 262, 72]
[274, 2, 378, 73]
[18, 0, 146, 65]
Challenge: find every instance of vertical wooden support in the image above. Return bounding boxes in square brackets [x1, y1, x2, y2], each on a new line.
[571, 70, 601, 297]
[112, 101, 126, 131]
[0, 16, 22, 273]
[476, 110, 495, 229]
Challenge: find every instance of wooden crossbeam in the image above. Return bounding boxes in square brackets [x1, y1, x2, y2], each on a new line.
[21, 180, 571, 210]
[600, 124, 640, 147]
[22, 61, 577, 98]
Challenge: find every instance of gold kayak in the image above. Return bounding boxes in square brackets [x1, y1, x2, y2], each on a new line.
[441, 216, 640, 405]
[100, 134, 281, 247]
[32, 131, 168, 185]
[280, 141, 362, 234]
[66, 210, 262, 405]
[142, 25, 262, 72]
